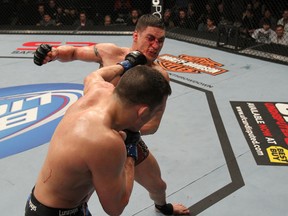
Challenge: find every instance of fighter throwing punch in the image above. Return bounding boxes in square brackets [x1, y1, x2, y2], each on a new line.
[25, 52, 172, 216]
[33, 14, 190, 215]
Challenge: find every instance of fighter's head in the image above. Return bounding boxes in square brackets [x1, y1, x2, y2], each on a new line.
[132, 14, 166, 64]
[114, 65, 171, 131]
[135, 14, 165, 32]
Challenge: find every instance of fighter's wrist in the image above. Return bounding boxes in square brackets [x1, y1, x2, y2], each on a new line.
[127, 154, 137, 161]
[51, 48, 59, 61]
[126, 144, 138, 161]
[126, 156, 136, 167]
[115, 64, 125, 76]
[117, 60, 132, 75]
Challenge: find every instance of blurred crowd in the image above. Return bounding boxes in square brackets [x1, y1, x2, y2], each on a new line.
[0, 0, 287, 45]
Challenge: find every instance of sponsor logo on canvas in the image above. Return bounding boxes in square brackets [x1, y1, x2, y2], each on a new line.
[157, 54, 228, 75]
[0, 83, 83, 158]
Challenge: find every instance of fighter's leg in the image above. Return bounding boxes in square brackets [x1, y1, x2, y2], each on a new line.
[135, 152, 167, 204]
[135, 147, 190, 215]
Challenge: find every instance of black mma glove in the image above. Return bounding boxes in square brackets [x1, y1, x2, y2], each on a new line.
[34, 44, 52, 66]
[123, 129, 141, 161]
[117, 51, 147, 75]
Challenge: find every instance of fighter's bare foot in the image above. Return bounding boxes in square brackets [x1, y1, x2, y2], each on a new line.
[155, 203, 190, 215]
[172, 203, 190, 215]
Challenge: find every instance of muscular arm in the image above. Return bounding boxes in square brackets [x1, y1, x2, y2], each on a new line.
[55, 45, 100, 62]
[100, 157, 135, 216]
[39, 45, 100, 65]
[87, 133, 135, 216]
[84, 49, 146, 94]
[83, 64, 124, 94]
[40, 43, 122, 65]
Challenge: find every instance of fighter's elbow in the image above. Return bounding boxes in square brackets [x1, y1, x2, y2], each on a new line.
[104, 209, 124, 216]
[103, 199, 129, 216]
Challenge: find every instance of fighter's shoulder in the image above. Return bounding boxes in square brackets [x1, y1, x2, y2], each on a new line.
[85, 81, 114, 97]
[152, 63, 170, 81]
[85, 126, 125, 155]
[95, 43, 123, 53]
[94, 44, 127, 61]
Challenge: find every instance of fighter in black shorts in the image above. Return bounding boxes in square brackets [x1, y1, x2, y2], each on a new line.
[25, 188, 92, 216]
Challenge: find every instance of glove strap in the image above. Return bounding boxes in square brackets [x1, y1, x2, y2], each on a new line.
[124, 129, 140, 161]
[117, 60, 132, 75]
[126, 143, 138, 161]
[155, 203, 173, 215]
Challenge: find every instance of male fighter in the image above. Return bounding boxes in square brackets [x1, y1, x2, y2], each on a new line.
[25, 53, 172, 216]
[33, 14, 190, 215]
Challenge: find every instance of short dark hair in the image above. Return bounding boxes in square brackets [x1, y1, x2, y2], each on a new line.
[262, 18, 271, 26]
[115, 65, 171, 110]
[275, 24, 284, 29]
[135, 14, 165, 32]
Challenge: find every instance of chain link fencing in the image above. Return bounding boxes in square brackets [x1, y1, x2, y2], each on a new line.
[1, 0, 287, 65]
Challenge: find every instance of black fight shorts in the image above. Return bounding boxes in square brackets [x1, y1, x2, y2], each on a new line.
[135, 138, 150, 166]
[25, 189, 92, 216]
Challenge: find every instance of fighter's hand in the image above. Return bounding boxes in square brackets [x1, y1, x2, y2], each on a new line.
[123, 129, 141, 161]
[34, 44, 56, 66]
[118, 51, 147, 74]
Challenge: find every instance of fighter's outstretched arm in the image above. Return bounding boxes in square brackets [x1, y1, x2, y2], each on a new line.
[33, 44, 102, 66]
[33, 43, 124, 66]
